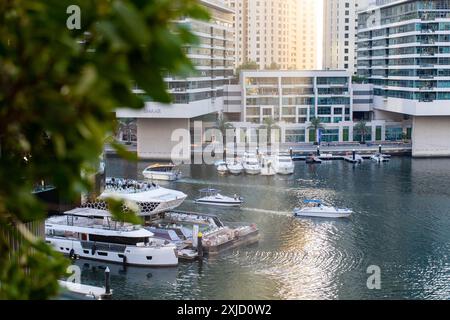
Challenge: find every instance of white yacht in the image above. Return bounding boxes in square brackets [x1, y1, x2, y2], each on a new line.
[273, 153, 295, 175]
[293, 200, 352, 218]
[216, 161, 229, 175]
[370, 153, 390, 163]
[45, 208, 178, 267]
[87, 178, 187, 216]
[195, 188, 244, 207]
[260, 155, 276, 176]
[142, 163, 181, 181]
[243, 153, 261, 175]
[227, 160, 244, 175]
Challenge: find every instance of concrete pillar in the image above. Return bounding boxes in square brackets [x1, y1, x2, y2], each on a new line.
[412, 116, 450, 157]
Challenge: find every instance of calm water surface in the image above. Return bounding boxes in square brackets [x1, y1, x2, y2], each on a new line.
[75, 157, 450, 300]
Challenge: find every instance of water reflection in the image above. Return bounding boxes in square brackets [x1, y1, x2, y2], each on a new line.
[83, 156, 450, 299]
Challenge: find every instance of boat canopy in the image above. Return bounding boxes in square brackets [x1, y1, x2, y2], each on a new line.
[146, 163, 175, 169]
[199, 188, 220, 193]
[304, 200, 322, 204]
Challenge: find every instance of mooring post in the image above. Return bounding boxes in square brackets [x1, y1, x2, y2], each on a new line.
[289, 147, 293, 158]
[379, 144, 382, 154]
[197, 232, 204, 258]
[103, 267, 112, 299]
[317, 146, 320, 156]
[352, 149, 356, 161]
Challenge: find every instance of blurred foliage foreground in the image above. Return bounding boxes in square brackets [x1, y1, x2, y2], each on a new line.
[0, 0, 208, 299]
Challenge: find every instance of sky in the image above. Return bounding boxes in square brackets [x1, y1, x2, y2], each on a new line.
[316, 0, 324, 69]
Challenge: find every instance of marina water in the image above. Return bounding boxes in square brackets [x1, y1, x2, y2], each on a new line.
[73, 156, 450, 299]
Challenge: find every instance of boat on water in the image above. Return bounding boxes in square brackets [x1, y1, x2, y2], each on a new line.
[293, 200, 352, 218]
[243, 153, 261, 175]
[216, 161, 229, 175]
[273, 153, 295, 175]
[259, 155, 276, 176]
[195, 188, 244, 207]
[142, 163, 181, 181]
[227, 160, 244, 175]
[85, 178, 187, 216]
[306, 155, 322, 164]
[45, 208, 179, 267]
[370, 153, 390, 163]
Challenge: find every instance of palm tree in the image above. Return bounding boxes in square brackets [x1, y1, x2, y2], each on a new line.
[354, 121, 368, 144]
[214, 114, 234, 143]
[117, 118, 136, 145]
[307, 117, 324, 145]
[259, 117, 280, 145]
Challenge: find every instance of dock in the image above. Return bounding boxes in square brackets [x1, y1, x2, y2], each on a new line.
[58, 280, 112, 300]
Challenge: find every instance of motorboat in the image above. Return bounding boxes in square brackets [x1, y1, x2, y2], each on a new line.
[227, 160, 244, 175]
[86, 178, 187, 216]
[260, 155, 276, 176]
[243, 153, 261, 175]
[195, 188, 244, 207]
[370, 153, 390, 163]
[306, 155, 322, 164]
[45, 208, 179, 267]
[142, 163, 181, 181]
[273, 153, 295, 175]
[216, 161, 229, 175]
[293, 200, 352, 218]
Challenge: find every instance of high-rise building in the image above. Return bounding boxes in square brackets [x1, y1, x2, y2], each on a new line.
[357, 0, 450, 157]
[117, 0, 235, 160]
[225, 0, 318, 70]
[323, 0, 370, 74]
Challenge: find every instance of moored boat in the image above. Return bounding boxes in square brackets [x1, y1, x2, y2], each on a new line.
[227, 160, 244, 175]
[243, 153, 261, 175]
[45, 208, 179, 267]
[273, 153, 295, 175]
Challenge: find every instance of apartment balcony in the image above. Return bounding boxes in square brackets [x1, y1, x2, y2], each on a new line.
[419, 86, 436, 91]
[419, 75, 435, 80]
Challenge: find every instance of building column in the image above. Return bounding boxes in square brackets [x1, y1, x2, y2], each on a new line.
[338, 124, 344, 142]
[348, 124, 354, 142]
[371, 123, 377, 142]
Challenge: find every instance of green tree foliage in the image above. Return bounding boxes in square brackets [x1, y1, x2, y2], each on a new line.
[259, 117, 280, 145]
[236, 60, 259, 80]
[214, 114, 234, 143]
[307, 117, 324, 144]
[265, 62, 280, 70]
[0, 0, 208, 299]
[354, 121, 369, 143]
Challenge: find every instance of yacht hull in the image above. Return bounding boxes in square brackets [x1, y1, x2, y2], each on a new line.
[46, 238, 178, 267]
[293, 209, 352, 218]
[143, 172, 180, 181]
[195, 199, 243, 207]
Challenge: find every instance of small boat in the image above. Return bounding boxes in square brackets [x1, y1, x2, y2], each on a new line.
[370, 153, 390, 163]
[243, 153, 261, 175]
[195, 188, 244, 207]
[142, 163, 181, 181]
[293, 200, 352, 218]
[227, 160, 244, 175]
[273, 153, 295, 175]
[216, 161, 229, 175]
[306, 155, 322, 164]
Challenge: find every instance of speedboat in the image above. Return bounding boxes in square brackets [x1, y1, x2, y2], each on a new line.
[227, 160, 244, 175]
[195, 188, 244, 207]
[216, 161, 229, 175]
[45, 208, 179, 267]
[243, 153, 261, 175]
[142, 163, 181, 181]
[273, 153, 295, 175]
[293, 200, 352, 218]
[370, 153, 390, 163]
[306, 155, 322, 164]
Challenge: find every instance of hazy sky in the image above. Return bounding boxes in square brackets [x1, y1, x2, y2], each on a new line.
[316, 0, 324, 68]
